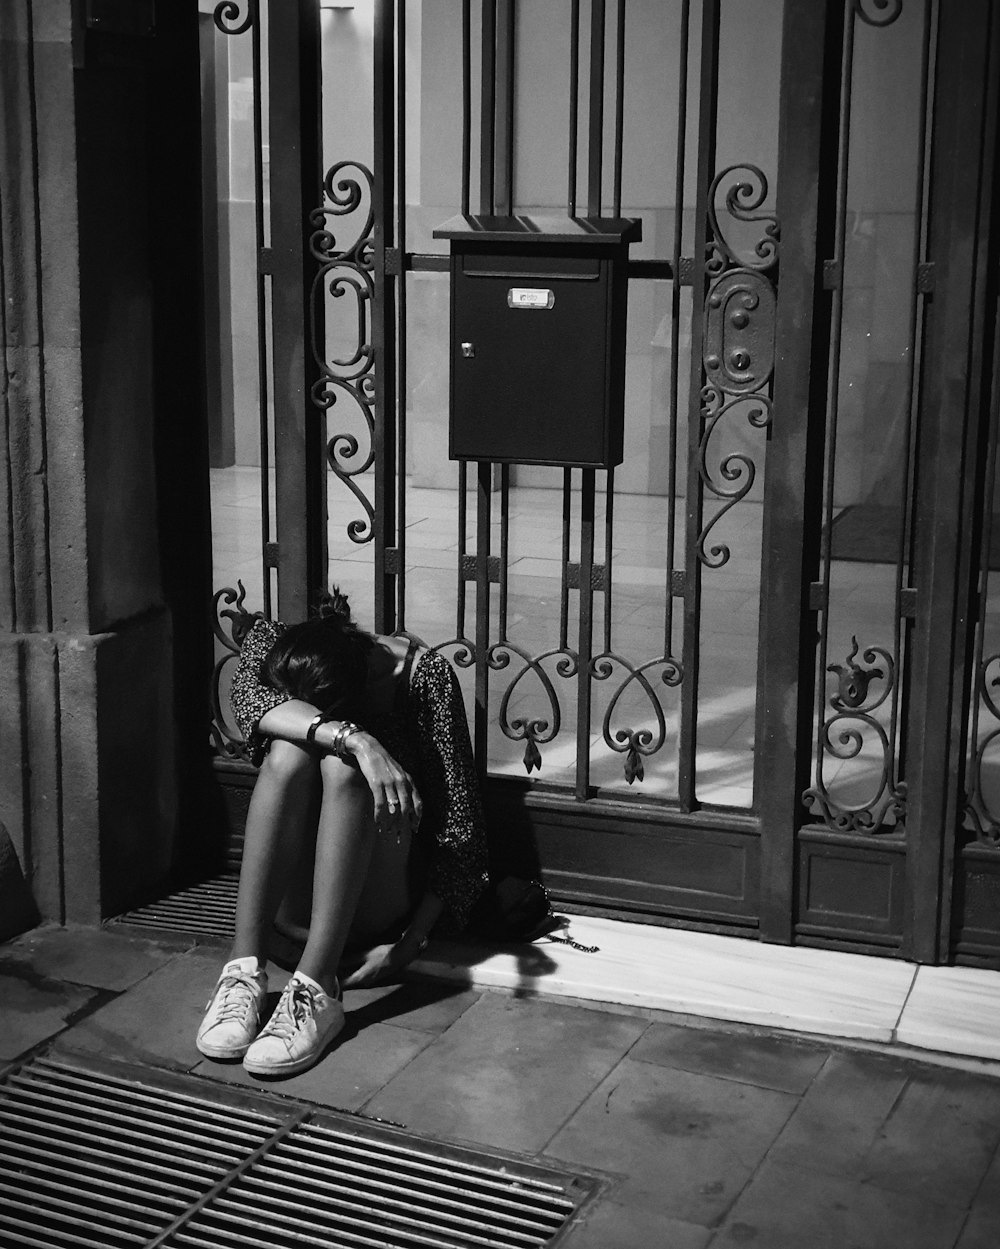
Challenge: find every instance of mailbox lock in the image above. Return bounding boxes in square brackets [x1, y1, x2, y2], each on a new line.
[461, 342, 476, 358]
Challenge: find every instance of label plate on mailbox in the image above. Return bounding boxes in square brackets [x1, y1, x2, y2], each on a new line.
[508, 288, 555, 310]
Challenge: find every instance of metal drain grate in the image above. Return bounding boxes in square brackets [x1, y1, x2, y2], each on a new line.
[110, 876, 239, 939]
[0, 1055, 293, 1249]
[1, 1056, 595, 1248]
[167, 1114, 586, 1249]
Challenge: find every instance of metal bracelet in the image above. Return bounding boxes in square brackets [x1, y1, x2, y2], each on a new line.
[331, 720, 362, 758]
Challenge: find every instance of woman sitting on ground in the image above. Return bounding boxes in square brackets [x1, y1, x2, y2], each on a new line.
[196, 589, 489, 1077]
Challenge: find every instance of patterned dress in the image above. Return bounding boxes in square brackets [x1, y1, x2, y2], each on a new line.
[230, 619, 489, 933]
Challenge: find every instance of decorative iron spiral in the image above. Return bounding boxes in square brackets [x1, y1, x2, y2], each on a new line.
[209, 582, 265, 759]
[309, 162, 377, 545]
[592, 654, 684, 785]
[803, 637, 906, 833]
[489, 644, 578, 774]
[213, 0, 255, 35]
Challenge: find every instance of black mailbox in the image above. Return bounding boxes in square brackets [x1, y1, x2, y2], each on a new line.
[433, 214, 641, 468]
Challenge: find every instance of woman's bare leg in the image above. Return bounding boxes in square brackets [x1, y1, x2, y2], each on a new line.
[231, 740, 319, 962]
[294, 755, 378, 993]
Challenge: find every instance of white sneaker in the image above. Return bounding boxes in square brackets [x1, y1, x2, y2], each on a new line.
[242, 974, 345, 1077]
[196, 960, 267, 1059]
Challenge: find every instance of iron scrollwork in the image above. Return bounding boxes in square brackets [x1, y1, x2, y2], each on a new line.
[209, 582, 265, 760]
[213, 0, 255, 35]
[964, 654, 1000, 846]
[593, 655, 684, 785]
[309, 161, 377, 544]
[490, 644, 578, 774]
[854, 0, 903, 28]
[697, 165, 778, 569]
[803, 636, 906, 832]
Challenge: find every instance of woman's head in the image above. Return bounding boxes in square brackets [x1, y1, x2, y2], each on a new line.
[261, 588, 374, 718]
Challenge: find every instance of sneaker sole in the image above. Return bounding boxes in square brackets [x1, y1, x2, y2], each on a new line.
[242, 1015, 345, 1077]
[196, 1037, 254, 1060]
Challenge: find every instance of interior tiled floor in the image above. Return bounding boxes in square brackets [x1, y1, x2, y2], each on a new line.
[3, 923, 1000, 1249]
[215, 465, 1000, 816]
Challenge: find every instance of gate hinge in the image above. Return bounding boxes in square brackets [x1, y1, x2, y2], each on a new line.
[899, 587, 917, 618]
[384, 247, 402, 276]
[566, 562, 607, 592]
[263, 542, 279, 569]
[258, 247, 275, 275]
[461, 554, 501, 583]
[808, 581, 826, 612]
[916, 262, 935, 293]
[822, 260, 841, 291]
[384, 547, 401, 575]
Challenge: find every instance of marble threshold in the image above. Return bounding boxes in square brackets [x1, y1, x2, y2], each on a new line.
[413, 916, 1000, 1066]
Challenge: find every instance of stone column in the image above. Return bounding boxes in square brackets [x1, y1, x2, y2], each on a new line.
[0, 1, 199, 926]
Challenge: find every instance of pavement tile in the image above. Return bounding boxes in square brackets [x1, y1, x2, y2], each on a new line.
[767, 1050, 909, 1176]
[343, 980, 482, 1033]
[363, 991, 649, 1153]
[561, 1198, 711, 1249]
[1, 924, 186, 992]
[629, 1021, 827, 1094]
[713, 1158, 967, 1249]
[955, 1142, 1000, 1249]
[544, 1056, 797, 1226]
[0, 974, 99, 1061]
[859, 1067, 1000, 1208]
[192, 1021, 435, 1112]
[50, 949, 228, 1070]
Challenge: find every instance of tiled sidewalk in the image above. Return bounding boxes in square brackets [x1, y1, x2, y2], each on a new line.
[2, 923, 1000, 1248]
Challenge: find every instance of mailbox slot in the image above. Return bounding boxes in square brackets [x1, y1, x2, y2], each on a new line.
[434, 215, 641, 468]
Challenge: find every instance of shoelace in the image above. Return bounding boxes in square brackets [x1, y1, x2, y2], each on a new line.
[210, 974, 259, 1022]
[260, 980, 321, 1043]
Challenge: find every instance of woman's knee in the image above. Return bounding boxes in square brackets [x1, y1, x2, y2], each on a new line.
[261, 738, 316, 782]
[318, 753, 368, 797]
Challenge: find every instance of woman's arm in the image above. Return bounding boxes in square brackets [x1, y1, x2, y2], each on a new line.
[340, 890, 443, 987]
[258, 700, 423, 836]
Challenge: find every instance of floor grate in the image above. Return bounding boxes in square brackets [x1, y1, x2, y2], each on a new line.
[109, 876, 239, 940]
[167, 1115, 585, 1249]
[1, 1056, 595, 1248]
[0, 1054, 294, 1249]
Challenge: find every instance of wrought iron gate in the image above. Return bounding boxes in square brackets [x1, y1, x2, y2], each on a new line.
[207, 0, 1000, 965]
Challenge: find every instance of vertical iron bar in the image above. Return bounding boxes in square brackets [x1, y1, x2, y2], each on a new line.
[494, 0, 516, 216]
[568, 0, 580, 216]
[268, 0, 325, 622]
[677, 0, 720, 811]
[892, 0, 936, 788]
[499, 464, 510, 639]
[249, 1, 272, 617]
[480, 0, 497, 215]
[457, 460, 469, 639]
[396, 0, 408, 631]
[755, 0, 843, 942]
[587, 0, 605, 216]
[475, 461, 493, 775]
[811, 0, 855, 805]
[560, 467, 572, 651]
[462, 0, 471, 216]
[373, 0, 397, 634]
[576, 469, 597, 798]
[604, 469, 614, 654]
[906, 0, 1000, 962]
[612, 0, 625, 217]
[967, 296, 1000, 819]
[664, 0, 690, 660]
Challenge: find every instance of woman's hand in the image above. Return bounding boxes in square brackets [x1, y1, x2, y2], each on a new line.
[340, 940, 417, 988]
[345, 732, 423, 838]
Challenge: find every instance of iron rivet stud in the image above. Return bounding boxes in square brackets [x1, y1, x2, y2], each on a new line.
[461, 342, 476, 358]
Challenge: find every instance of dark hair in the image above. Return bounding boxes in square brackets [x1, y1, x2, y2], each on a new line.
[261, 588, 374, 718]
